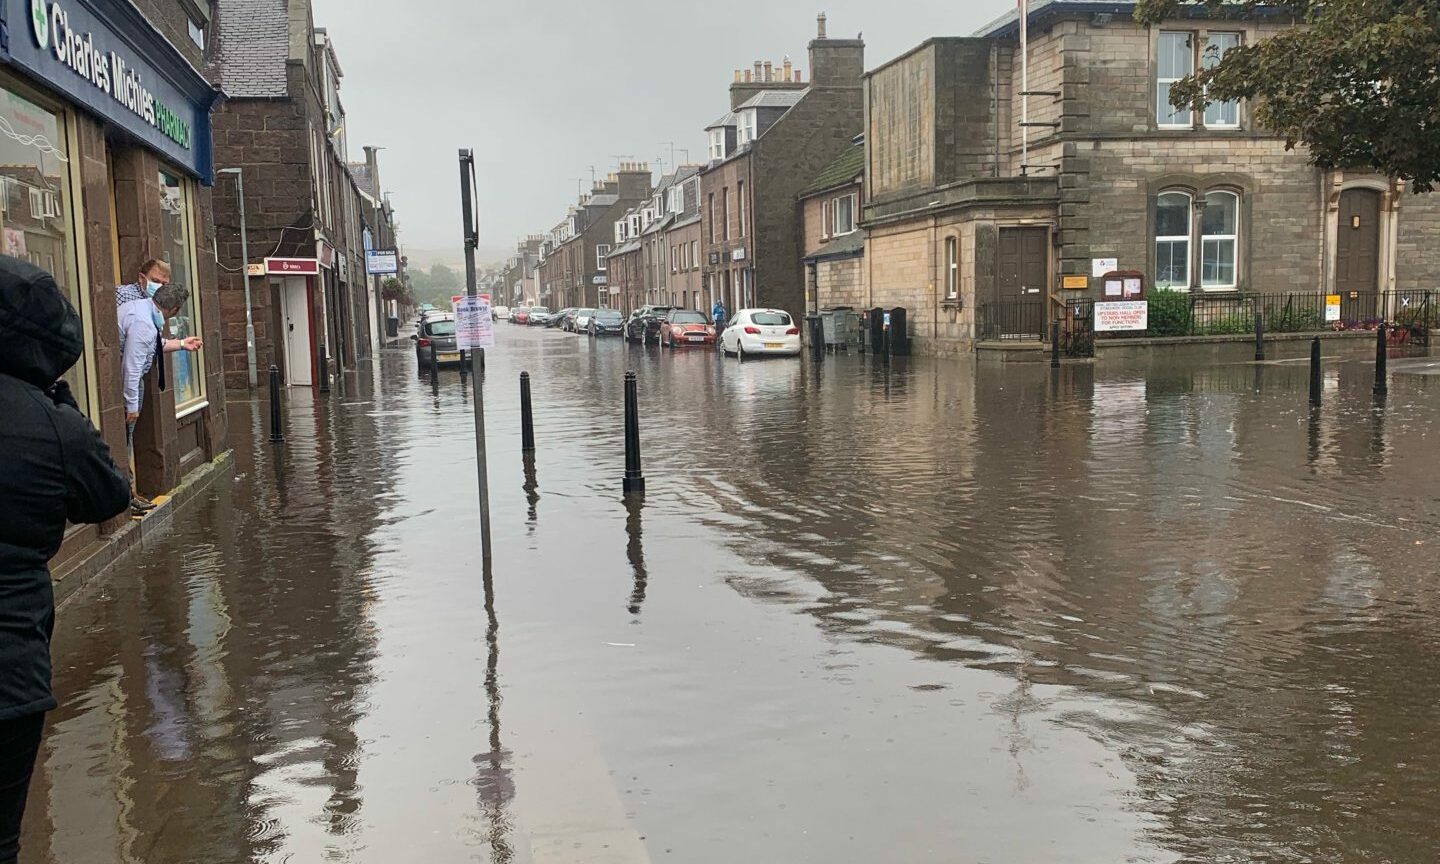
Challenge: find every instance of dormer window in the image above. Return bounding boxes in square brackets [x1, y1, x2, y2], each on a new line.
[668, 186, 684, 214]
[736, 110, 758, 146]
[709, 129, 726, 161]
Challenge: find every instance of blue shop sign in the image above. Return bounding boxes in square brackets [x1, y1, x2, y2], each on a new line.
[0, 0, 219, 183]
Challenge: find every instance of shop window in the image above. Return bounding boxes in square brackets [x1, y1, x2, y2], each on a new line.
[0, 85, 88, 417]
[159, 169, 205, 413]
[946, 236, 959, 299]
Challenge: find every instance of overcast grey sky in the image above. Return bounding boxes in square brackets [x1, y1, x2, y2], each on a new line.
[311, 0, 1017, 257]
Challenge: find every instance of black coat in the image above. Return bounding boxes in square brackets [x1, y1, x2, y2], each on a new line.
[0, 255, 130, 721]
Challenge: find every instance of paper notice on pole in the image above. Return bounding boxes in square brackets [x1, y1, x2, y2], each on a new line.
[1094, 300, 1149, 332]
[456, 295, 494, 350]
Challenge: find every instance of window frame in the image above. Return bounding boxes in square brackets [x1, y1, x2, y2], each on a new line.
[831, 192, 857, 236]
[945, 236, 959, 299]
[1199, 189, 1239, 290]
[1201, 32, 1242, 129]
[709, 129, 726, 161]
[1156, 31, 1195, 129]
[596, 243, 610, 271]
[1154, 189, 1194, 291]
[738, 180, 746, 238]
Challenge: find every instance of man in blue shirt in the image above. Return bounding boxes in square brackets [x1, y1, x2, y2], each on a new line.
[118, 282, 201, 514]
[712, 298, 727, 330]
[115, 258, 170, 307]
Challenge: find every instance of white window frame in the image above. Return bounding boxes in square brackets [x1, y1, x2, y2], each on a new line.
[690, 240, 698, 270]
[831, 192, 857, 236]
[1202, 32, 1241, 129]
[709, 129, 726, 161]
[1157, 31, 1194, 129]
[1155, 190, 1193, 290]
[945, 236, 959, 299]
[596, 244, 611, 271]
[821, 199, 830, 239]
[738, 180, 746, 238]
[1200, 190, 1239, 290]
[736, 110, 758, 146]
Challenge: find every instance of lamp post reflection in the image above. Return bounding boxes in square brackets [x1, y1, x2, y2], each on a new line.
[472, 560, 514, 861]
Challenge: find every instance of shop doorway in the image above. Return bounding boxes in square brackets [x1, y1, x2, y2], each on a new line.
[279, 276, 314, 386]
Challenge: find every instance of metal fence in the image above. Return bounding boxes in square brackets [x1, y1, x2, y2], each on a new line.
[1060, 291, 1436, 356]
[977, 301, 1048, 341]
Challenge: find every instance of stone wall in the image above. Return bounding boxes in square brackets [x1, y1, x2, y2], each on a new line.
[1395, 190, 1440, 292]
[814, 256, 865, 311]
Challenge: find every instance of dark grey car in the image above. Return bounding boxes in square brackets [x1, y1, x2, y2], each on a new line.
[413, 316, 462, 366]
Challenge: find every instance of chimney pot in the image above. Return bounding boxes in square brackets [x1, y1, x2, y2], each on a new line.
[753, 60, 763, 79]
[783, 58, 793, 81]
[734, 69, 742, 82]
[817, 11, 827, 38]
[764, 60, 773, 81]
[744, 69, 752, 82]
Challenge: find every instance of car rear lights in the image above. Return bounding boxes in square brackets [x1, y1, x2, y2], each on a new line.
[744, 326, 761, 335]
[418, 338, 432, 347]
[785, 327, 800, 336]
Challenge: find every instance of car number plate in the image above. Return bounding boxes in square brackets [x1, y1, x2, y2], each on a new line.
[439, 352, 461, 362]
[688, 335, 705, 342]
[764, 342, 783, 349]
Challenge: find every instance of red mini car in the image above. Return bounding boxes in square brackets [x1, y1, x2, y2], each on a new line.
[660, 310, 716, 347]
[513, 307, 531, 325]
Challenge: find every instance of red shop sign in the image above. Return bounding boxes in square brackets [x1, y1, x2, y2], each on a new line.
[265, 257, 320, 275]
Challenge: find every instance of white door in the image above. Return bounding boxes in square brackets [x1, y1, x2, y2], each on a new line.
[280, 277, 313, 386]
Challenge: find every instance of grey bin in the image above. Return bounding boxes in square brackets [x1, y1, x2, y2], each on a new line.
[820, 308, 860, 351]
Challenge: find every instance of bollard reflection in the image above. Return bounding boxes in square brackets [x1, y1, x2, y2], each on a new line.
[522, 453, 539, 531]
[625, 494, 647, 616]
[472, 559, 515, 861]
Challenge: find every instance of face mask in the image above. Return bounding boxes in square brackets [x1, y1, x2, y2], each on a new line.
[145, 280, 163, 297]
[152, 307, 165, 330]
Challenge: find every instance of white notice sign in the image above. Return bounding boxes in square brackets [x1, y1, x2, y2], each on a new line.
[456, 295, 494, 350]
[1091, 258, 1119, 278]
[1094, 300, 1149, 332]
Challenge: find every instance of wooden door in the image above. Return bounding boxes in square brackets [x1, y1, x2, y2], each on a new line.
[996, 227, 1049, 337]
[1335, 189, 1381, 298]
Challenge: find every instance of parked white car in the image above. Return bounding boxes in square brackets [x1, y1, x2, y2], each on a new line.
[719, 308, 801, 358]
[493, 305, 511, 320]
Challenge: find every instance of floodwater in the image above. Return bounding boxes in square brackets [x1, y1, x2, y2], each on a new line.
[22, 326, 1440, 863]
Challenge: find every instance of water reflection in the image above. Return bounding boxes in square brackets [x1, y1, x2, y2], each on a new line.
[26, 330, 1440, 864]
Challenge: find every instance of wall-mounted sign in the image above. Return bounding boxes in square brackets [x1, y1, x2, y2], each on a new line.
[593, 275, 608, 285]
[245, 263, 265, 276]
[1094, 300, 1149, 332]
[1325, 294, 1342, 322]
[708, 252, 720, 265]
[732, 248, 747, 262]
[316, 241, 335, 269]
[265, 257, 319, 275]
[1091, 257, 1118, 278]
[9, 0, 217, 181]
[365, 248, 398, 274]
[1062, 275, 1088, 290]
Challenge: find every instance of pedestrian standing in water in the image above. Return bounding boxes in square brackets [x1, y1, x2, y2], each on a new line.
[0, 256, 131, 864]
[712, 297, 727, 334]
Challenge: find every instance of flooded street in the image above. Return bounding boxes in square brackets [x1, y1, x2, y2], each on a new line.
[23, 326, 1440, 863]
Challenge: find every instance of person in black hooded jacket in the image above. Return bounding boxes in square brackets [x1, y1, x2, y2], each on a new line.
[0, 255, 130, 864]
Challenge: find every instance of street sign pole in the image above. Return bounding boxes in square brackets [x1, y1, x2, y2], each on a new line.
[460, 148, 492, 560]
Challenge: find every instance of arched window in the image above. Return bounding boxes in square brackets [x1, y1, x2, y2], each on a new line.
[1155, 191, 1192, 289]
[1201, 191, 1239, 289]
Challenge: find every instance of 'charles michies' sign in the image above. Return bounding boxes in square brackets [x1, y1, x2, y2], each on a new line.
[29, 0, 191, 148]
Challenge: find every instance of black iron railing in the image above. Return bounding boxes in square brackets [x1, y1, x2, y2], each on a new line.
[977, 300, 1048, 341]
[1060, 290, 1436, 355]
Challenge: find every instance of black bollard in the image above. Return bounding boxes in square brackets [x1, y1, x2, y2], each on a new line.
[318, 343, 330, 394]
[1051, 321, 1061, 368]
[1254, 312, 1265, 362]
[268, 365, 284, 443]
[520, 371, 535, 453]
[1374, 322, 1388, 396]
[622, 371, 645, 494]
[1309, 336, 1323, 406]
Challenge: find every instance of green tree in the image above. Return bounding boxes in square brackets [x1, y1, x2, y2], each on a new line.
[430, 263, 461, 289]
[1136, 0, 1440, 190]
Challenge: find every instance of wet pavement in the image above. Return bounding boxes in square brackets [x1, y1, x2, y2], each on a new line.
[22, 326, 1440, 863]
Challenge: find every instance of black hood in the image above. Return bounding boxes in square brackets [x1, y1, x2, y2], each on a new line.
[0, 255, 84, 389]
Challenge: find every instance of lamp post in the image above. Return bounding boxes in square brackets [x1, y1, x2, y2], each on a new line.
[219, 167, 257, 388]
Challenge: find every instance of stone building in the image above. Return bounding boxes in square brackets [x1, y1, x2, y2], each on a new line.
[0, 0, 229, 561]
[348, 145, 401, 343]
[537, 165, 651, 310]
[801, 137, 866, 313]
[863, 0, 1440, 355]
[210, 0, 380, 389]
[664, 170, 705, 311]
[699, 15, 864, 320]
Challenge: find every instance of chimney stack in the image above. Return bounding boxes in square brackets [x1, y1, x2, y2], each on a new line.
[783, 58, 793, 81]
[753, 60, 763, 81]
[734, 69, 742, 82]
[764, 60, 773, 81]
[817, 11, 827, 38]
[744, 69, 752, 82]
